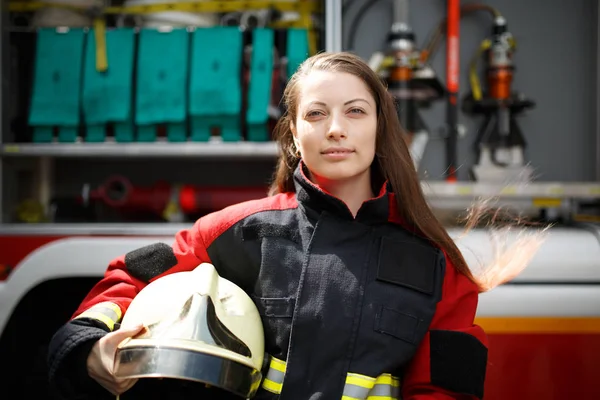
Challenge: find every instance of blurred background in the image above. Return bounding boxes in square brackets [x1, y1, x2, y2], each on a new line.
[0, 1, 598, 399]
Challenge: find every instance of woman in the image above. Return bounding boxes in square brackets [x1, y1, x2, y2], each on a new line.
[47, 52, 488, 400]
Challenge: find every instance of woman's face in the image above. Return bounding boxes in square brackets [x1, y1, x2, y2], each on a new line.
[292, 70, 377, 185]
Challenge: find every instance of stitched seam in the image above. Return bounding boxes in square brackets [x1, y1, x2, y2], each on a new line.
[204, 200, 299, 247]
[342, 228, 377, 389]
[280, 217, 322, 396]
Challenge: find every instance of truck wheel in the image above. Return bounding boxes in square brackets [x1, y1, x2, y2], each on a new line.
[0, 277, 100, 399]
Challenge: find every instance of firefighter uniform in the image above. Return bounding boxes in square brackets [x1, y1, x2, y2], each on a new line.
[48, 162, 488, 400]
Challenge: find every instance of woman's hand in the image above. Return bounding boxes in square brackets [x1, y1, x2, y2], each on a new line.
[86, 324, 144, 396]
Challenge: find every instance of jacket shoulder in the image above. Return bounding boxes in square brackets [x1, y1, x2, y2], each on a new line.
[386, 193, 439, 247]
[199, 192, 298, 247]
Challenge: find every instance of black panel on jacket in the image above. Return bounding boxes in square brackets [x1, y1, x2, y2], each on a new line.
[207, 208, 303, 360]
[124, 243, 178, 282]
[429, 329, 488, 399]
[377, 236, 440, 295]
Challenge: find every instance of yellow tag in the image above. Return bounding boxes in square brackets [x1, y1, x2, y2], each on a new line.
[532, 198, 562, 208]
[162, 201, 179, 220]
[94, 18, 108, 73]
[500, 186, 517, 195]
[2, 145, 19, 153]
[547, 186, 564, 195]
[16, 199, 46, 223]
[457, 186, 472, 195]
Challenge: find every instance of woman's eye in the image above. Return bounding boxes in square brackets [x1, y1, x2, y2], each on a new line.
[307, 110, 323, 117]
[349, 108, 364, 114]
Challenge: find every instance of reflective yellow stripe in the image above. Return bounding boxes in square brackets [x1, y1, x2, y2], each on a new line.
[262, 379, 283, 394]
[261, 356, 287, 394]
[73, 301, 122, 331]
[344, 372, 401, 400]
[347, 372, 376, 388]
[258, 356, 400, 399]
[270, 356, 287, 372]
[374, 374, 400, 386]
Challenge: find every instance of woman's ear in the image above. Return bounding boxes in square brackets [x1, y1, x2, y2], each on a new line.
[290, 121, 300, 148]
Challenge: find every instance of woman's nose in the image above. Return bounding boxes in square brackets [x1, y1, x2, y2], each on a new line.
[327, 115, 347, 140]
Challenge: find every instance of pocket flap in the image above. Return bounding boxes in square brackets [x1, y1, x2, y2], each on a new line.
[375, 305, 421, 344]
[252, 296, 295, 318]
[377, 236, 440, 295]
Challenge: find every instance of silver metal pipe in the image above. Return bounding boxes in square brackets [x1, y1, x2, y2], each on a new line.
[393, 0, 410, 26]
[596, 0, 600, 180]
[326, 0, 343, 52]
[0, 2, 5, 223]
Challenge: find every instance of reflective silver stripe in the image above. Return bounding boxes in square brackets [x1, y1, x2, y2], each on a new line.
[265, 367, 285, 383]
[342, 372, 401, 400]
[369, 382, 401, 397]
[343, 382, 371, 399]
[73, 301, 122, 331]
[261, 356, 287, 394]
[259, 359, 400, 399]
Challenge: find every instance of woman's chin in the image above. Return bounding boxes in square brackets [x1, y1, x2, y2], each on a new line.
[312, 166, 361, 184]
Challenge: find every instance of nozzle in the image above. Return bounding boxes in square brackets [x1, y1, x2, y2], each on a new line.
[492, 16, 507, 35]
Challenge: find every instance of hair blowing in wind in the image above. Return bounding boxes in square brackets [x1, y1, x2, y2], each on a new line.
[454, 197, 550, 292]
[269, 51, 547, 292]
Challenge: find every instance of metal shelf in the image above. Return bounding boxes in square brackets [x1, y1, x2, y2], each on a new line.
[0, 139, 280, 159]
[0, 223, 190, 236]
[2, 181, 600, 235]
[422, 181, 600, 199]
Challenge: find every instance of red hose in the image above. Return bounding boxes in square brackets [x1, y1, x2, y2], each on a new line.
[179, 185, 267, 214]
[91, 176, 268, 216]
[445, 0, 460, 182]
[95, 176, 171, 214]
[446, 0, 460, 95]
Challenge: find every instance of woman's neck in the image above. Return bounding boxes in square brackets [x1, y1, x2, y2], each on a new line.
[312, 170, 374, 217]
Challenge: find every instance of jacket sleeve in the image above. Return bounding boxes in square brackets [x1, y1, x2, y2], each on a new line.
[402, 252, 489, 400]
[47, 218, 212, 399]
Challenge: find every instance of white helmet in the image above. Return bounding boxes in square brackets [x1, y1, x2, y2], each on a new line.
[113, 263, 265, 398]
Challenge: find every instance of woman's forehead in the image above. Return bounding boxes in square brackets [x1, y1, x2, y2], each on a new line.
[298, 71, 374, 105]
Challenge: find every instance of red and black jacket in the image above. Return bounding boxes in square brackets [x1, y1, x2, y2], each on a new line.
[48, 162, 488, 400]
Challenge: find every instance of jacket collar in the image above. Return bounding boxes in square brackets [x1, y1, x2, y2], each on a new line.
[293, 161, 390, 224]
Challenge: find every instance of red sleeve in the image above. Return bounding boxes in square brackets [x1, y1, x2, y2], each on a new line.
[70, 218, 211, 329]
[402, 252, 489, 400]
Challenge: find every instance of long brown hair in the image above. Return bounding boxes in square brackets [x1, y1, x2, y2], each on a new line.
[268, 52, 476, 283]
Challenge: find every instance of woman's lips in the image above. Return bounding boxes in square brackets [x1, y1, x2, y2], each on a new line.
[321, 147, 355, 159]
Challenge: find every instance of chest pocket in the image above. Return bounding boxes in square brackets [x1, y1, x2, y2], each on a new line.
[354, 236, 443, 373]
[376, 236, 441, 337]
[375, 236, 441, 343]
[377, 236, 438, 295]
